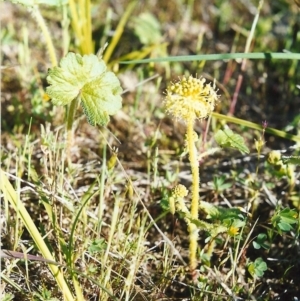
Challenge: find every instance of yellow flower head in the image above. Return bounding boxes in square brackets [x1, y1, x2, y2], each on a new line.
[164, 75, 220, 122]
[172, 184, 188, 198]
[228, 226, 240, 237]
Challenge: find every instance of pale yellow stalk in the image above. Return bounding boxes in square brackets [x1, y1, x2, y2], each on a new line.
[186, 119, 199, 271]
[164, 75, 220, 273]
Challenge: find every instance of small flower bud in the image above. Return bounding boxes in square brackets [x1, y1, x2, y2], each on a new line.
[107, 148, 118, 171]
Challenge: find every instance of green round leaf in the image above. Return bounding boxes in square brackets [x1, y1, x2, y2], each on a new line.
[46, 53, 123, 126]
[214, 128, 250, 154]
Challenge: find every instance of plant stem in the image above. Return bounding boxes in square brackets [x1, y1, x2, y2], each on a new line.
[186, 118, 199, 272]
[66, 95, 80, 165]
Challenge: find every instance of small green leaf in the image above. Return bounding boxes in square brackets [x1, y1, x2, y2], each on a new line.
[200, 201, 221, 219]
[271, 208, 298, 234]
[131, 13, 162, 45]
[1, 293, 14, 301]
[230, 219, 246, 228]
[46, 53, 123, 126]
[214, 128, 249, 154]
[281, 155, 300, 165]
[279, 208, 298, 219]
[280, 216, 298, 225]
[88, 238, 107, 254]
[253, 233, 270, 250]
[213, 175, 232, 192]
[189, 218, 227, 236]
[252, 241, 261, 249]
[248, 257, 267, 278]
[200, 201, 245, 223]
[278, 222, 293, 232]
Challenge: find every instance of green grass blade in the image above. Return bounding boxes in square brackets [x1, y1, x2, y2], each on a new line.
[212, 112, 300, 143]
[120, 52, 300, 64]
[0, 169, 75, 301]
[103, 1, 138, 63]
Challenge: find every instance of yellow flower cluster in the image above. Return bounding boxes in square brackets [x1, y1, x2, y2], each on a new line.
[169, 184, 189, 215]
[172, 184, 188, 198]
[164, 75, 220, 122]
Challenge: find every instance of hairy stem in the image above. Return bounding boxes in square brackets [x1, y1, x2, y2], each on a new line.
[186, 118, 200, 272]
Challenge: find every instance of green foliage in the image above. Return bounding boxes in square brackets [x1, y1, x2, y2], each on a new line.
[214, 128, 250, 154]
[88, 238, 107, 254]
[160, 189, 172, 212]
[181, 201, 247, 237]
[223, 216, 246, 231]
[271, 208, 298, 234]
[267, 150, 296, 185]
[33, 288, 59, 301]
[248, 257, 268, 278]
[131, 12, 162, 45]
[200, 201, 246, 224]
[189, 217, 227, 237]
[1, 294, 14, 301]
[31, 90, 51, 120]
[281, 155, 300, 165]
[212, 175, 232, 193]
[46, 52, 123, 126]
[253, 233, 270, 250]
